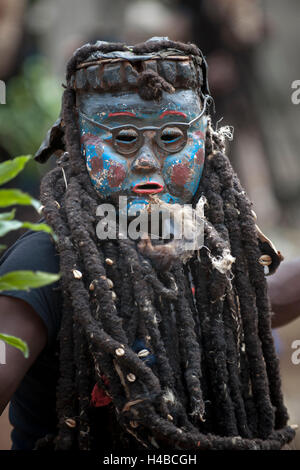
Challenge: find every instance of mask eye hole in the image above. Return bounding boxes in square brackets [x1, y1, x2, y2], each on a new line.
[115, 129, 138, 143]
[160, 127, 183, 143]
[159, 127, 186, 152]
[114, 128, 139, 154]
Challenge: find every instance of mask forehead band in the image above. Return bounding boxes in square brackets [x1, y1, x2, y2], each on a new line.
[71, 45, 210, 100]
[68, 53, 206, 99]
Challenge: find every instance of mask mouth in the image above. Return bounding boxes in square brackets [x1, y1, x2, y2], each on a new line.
[132, 182, 164, 194]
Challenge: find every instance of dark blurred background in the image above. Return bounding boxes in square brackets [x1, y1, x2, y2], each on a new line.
[0, 0, 299, 449]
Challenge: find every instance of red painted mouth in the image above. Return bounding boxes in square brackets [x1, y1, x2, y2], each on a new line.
[132, 182, 164, 194]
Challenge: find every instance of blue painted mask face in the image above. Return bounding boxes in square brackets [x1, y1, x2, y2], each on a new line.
[77, 89, 208, 215]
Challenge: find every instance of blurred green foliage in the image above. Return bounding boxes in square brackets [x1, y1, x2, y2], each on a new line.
[0, 55, 61, 158]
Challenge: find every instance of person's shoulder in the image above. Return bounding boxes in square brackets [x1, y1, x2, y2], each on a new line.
[0, 225, 59, 274]
[22, 229, 56, 252]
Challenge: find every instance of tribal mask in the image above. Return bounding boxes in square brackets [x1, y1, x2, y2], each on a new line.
[77, 89, 209, 215]
[35, 38, 211, 216]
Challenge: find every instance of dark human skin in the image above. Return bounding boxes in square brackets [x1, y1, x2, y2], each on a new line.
[0, 296, 47, 414]
[1, 259, 300, 416]
[267, 258, 300, 328]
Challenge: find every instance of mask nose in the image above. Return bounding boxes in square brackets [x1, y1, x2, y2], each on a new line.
[131, 142, 160, 173]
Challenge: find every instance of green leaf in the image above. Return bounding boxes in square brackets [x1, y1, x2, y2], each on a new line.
[0, 156, 31, 186]
[1, 221, 54, 238]
[0, 219, 55, 238]
[0, 244, 6, 252]
[21, 222, 54, 237]
[0, 210, 51, 237]
[0, 189, 41, 211]
[0, 270, 60, 291]
[0, 209, 16, 221]
[0, 333, 29, 358]
[0, 220, 22, 237]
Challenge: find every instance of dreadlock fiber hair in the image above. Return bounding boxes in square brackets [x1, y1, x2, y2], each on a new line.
[36, 38, 295, 451]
